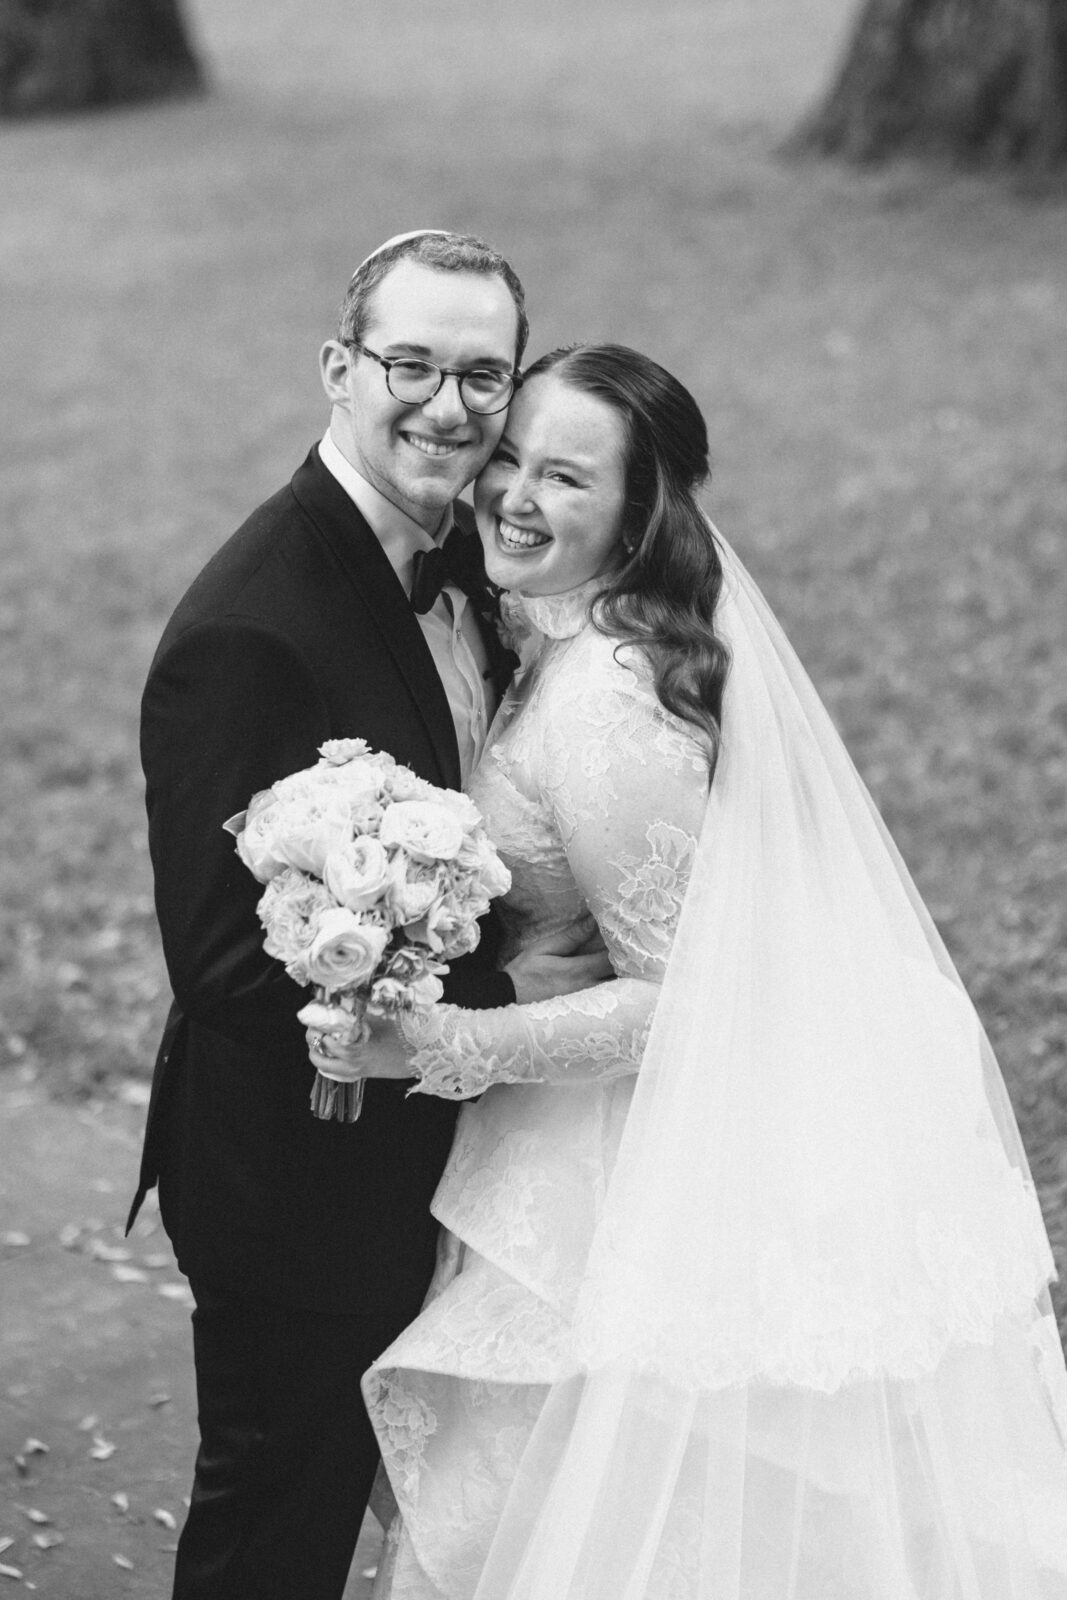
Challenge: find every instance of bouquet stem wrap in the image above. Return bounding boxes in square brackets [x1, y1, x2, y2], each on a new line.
[310, 1072, 364, 1123]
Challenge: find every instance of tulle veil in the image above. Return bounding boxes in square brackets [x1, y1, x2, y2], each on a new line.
[466, 534, 1067, 1599]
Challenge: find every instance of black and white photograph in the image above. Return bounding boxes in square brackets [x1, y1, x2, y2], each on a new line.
[2, 1, 1067, 1596]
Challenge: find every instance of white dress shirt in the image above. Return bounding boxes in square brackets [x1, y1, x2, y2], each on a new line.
[318, 432, 494, 784]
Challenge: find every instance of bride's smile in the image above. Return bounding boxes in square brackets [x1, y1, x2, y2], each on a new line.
[474, 373, 629, 596]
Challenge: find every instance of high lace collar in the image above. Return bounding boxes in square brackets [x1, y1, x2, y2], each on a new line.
[500, 579, 602, 644]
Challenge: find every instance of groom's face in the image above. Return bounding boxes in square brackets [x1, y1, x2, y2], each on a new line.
[324, 260, 520, 532]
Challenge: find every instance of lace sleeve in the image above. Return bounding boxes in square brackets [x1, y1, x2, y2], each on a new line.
[402, 656, 710, 1099]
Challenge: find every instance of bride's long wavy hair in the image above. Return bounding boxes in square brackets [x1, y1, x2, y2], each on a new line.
[521, 343, 730, 772]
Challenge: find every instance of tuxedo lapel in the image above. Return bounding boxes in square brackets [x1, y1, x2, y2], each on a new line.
[290, 449, 462, 788]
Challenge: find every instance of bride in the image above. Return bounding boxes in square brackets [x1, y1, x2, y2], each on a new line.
[324, 344, 1067, 1597]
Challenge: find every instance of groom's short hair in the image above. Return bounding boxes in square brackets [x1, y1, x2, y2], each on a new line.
[339, 233, 529, 368]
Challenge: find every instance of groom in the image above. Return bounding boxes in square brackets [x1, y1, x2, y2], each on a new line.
[128, 230, 611, 1600]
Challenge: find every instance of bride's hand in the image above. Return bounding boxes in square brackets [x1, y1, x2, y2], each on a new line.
[304, 1007, 413, 1081]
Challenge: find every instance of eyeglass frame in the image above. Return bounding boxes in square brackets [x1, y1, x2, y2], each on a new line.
[344, 341, 522, 415]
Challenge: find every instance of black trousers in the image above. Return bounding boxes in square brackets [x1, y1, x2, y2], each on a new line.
[172, 1280, 402, 1600]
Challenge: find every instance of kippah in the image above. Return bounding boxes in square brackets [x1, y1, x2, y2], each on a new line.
[349, 230, 452, 284]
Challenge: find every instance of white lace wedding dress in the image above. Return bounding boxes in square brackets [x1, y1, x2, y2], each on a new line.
[363, 561, 1067, 1600]
[362, 581, 710, 1599]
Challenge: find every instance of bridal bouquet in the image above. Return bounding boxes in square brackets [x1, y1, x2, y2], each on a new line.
[224, 738, 511, 1122]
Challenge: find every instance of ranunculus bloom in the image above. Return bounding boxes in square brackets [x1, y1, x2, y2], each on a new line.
[305, 908, 389, 991]
[258, 868, 334, 982]
[323, 838, 392, 912]
[379, 800, 465, 863]
[317, 738, 371, 765]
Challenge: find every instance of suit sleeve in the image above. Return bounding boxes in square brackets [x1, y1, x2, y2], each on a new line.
[142, 616, 328, 1055]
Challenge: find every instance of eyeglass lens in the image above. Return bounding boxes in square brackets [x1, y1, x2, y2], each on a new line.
[388, 360, 512, 414]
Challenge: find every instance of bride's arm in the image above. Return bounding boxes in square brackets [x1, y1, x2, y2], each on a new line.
[400, 675, 710, 1099]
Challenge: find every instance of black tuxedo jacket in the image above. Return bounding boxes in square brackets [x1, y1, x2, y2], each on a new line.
[129, 447, 515, 1315]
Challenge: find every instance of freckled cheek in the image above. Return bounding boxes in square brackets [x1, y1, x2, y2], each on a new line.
[475, 468, 508, 505]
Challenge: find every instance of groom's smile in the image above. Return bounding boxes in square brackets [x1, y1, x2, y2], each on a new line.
[322, 258, 520, 534]
[401, 430, 465, 459]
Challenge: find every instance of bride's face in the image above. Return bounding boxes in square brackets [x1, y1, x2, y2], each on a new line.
[474, 375, 628, 595]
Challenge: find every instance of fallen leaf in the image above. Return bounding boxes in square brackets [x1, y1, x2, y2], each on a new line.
[141, 1253, 170, 1269]
[157, 1283, 194, 1306]
[147, 1393, 171, 1408]
[78, 1414, 100, 1432]
[0, 1541, 12, 1556]
[22, 1440, 48, 1457]
[117, 1079, 150, 1107]
[12, 1458, 26, 1477]
[111, 1265, 150, 1284]
[20, 1510, 50, 1527]
[0, 1562, 24, 1580]
[112, 1554, 134, 1570]
[31, 1532, 63, 1550]
[111, 1493, 129, 1514]
[361, 1567, 379, 1579]
[153, 1509, 177, 1530]
[1, 1232, 29, 1248]
[159, 1542, 179, 1553]
[88, 1241, 131, 1264]
[90, 1436, 116, 1462]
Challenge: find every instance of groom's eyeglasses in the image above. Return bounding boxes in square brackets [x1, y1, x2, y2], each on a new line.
[346, 342, 521, 416]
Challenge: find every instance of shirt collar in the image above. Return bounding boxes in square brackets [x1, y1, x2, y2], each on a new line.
[318, 430, 453, 592]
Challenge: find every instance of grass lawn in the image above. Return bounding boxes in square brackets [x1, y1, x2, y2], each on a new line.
[1, 0, 1065, 1313]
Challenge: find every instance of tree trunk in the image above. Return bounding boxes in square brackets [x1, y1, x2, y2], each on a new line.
[0, 0, 205, 117]
[791, 0, 1067, 168]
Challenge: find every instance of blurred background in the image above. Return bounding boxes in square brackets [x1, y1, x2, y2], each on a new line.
[1, 0, 1065, 1288]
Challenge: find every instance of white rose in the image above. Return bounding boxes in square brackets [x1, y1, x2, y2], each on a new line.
[323, 839, 392, 912]
[386, 856, 445, 922]
[434, 788, 483, 831]
[379, 800, 465, 864]
[269, 795, 353, 878]
[436, 918, 481, 959]
[410, 896, 481, 956]
[317, 738, 371, 765]
[258, 868, 334, 982]
[271, 769, 330, 803]
[234, 792, 288, 882]
[457, 831, 512, 898]
[383, 767, 437, 804]
[369, 969, 444, 1016]
[305, 908, 389, 992]
[327, 762, 389, 802]
[381, 943, 447, 985]
[408, 970, 446, 1009]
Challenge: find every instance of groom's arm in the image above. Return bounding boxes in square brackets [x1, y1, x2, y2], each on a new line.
[142, 615, 328, 1057]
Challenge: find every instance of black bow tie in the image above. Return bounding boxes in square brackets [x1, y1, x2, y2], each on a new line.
[409, 535, 481, 615]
